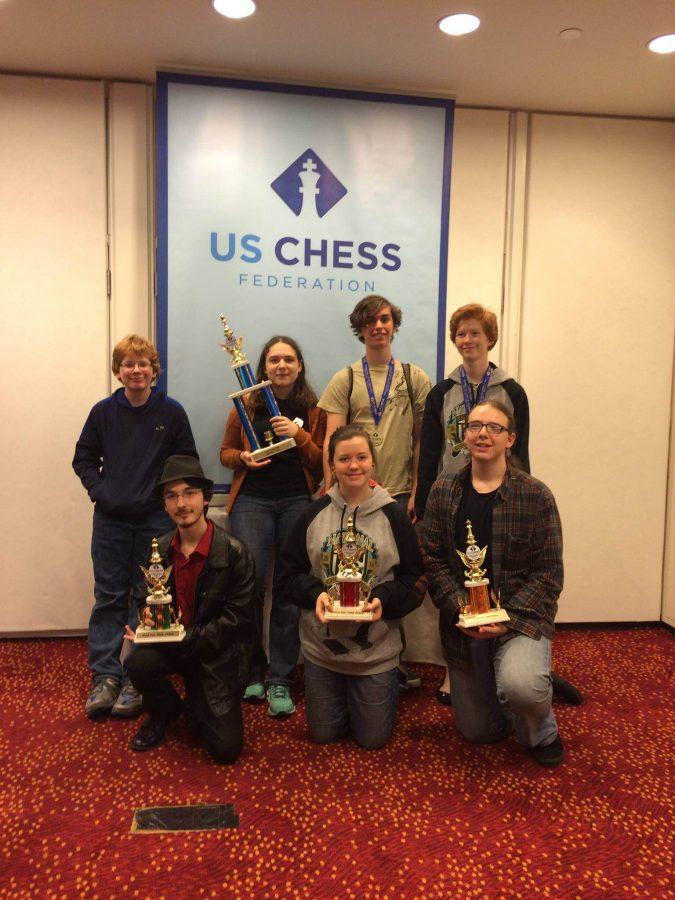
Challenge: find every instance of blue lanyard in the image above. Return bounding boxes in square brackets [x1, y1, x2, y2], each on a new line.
[361, 357, 395, 427]
[459, 365, 492, 414]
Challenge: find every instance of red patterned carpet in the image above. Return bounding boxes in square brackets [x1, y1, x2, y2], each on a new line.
[0, 627, 673, 898]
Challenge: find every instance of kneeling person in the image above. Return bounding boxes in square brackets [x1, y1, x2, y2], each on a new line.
[421, 400, 564, 767]
[277, 425, 425, 750]
[126, 456, 256, 763]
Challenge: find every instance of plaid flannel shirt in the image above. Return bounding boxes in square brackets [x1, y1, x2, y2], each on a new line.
[420, 465, 563, 667]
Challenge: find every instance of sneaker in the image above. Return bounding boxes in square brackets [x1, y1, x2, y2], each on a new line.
[243, 681, 266, 703]
[551, 672, 583, 706]
[397, 664, 421, 691]
[530, 735, 564, 768]
[85, 675, 121, 719]
[267, 684, 295, 718]
[111, 682, 143, 719]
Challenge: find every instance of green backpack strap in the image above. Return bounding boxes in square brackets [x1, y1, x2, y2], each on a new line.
[402, 362, 414, 410]
[346, 365, 354, 424]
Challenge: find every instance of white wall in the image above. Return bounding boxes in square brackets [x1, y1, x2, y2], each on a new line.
[520, 114, 674, 622]
[108, 81, 155, 377]
[0, 75, 108, 631]
[2, 78, 673, 638]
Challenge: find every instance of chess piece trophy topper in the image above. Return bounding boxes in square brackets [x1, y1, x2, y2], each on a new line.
[456, 520, 510, 628]
[220, 315, 296, 461]
[134, 538, 186, 643]
[325, 516, 374, 621]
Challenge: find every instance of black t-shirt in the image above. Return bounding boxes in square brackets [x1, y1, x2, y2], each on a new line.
[454, 481, 498, 585]
[239, 397, 310, 499]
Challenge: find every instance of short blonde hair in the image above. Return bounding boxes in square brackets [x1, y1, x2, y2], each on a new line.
[112, 335, 160, 376]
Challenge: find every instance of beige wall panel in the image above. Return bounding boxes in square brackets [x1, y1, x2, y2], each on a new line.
[108, 82, 153, 373]
[520, 115, 675, 622]
[406, 108, 511, 666]
[0, 75, 107, 632]
[444, 107, 510, 374]
[662, 354, 675, 627]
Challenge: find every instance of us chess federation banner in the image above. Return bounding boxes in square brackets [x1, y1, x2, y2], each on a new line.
[157, 73, 454, 488]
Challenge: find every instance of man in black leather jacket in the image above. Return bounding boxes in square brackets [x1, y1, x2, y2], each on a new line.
[125, 455, 256, 763]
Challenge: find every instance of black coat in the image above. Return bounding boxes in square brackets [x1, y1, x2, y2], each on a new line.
[134, 523, 257, 716]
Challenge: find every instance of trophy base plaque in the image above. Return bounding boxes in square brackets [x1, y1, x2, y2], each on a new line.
[134, 624, 186, 643]
[324, 604, 374, 622]
[457, 608, 510, 629]
[249, 437, 296, 462]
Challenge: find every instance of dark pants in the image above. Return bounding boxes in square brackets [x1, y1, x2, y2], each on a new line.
[89, 507, 173, 680]
[304, 659, 399, 750]
[126, 644, 243, 764]
[393, 493, 412, 663]
[228, 492, 309, 686]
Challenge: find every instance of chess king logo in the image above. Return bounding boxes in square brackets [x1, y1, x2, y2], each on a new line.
[210, 147, 402, 273]
[270, 149, 348, 219]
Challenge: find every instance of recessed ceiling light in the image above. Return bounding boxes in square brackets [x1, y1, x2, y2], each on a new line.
[648, 33, 675, 54]
[438, 14, 480, 36]
[213, 0, 256, 19]
[559, 27, 583, 41]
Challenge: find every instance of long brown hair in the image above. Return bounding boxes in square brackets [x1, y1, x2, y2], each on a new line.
[248, 335, 318, 416]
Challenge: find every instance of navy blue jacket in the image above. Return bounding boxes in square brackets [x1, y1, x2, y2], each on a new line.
[72, 387, 197, 520]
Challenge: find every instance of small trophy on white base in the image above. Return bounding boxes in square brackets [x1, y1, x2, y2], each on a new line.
[456, 520, 510, 628]
[134, 538, 185, 643]
[325, 516, 374, 622]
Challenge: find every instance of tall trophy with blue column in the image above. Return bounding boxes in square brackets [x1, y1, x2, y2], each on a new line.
[219, 315, 296, 460]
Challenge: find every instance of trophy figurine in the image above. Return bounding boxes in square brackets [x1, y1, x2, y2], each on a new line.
[220, 315, 296, 461]
[456, 520, 510, 628]
[134, 538, 185, 643]
[325, 516, 374, 621]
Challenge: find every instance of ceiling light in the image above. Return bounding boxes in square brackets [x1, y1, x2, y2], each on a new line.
[559, 28, 582, 41]
[438, 14, 480, 36]
[648, 34, 675, 54]
[213, 0, 256, 19]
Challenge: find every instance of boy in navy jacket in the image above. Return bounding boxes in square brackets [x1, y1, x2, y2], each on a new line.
[73, 335, 197, 720]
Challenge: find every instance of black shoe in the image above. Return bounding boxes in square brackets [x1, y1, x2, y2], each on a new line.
[130, 702, 181, 752]
[397, 664, 421, 690]
[130, 716, 170, 752]
[530, 735, 564, 768]
[551, 672, 583, 706]
[435, 688, 452, 707]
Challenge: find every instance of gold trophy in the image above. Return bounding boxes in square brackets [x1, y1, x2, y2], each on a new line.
[325, 516, 374, 621]
[134, 538, 186, 643]
[456, 520, 510, 628]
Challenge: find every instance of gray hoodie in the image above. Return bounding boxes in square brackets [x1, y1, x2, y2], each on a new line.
[277, 484, 424, 676]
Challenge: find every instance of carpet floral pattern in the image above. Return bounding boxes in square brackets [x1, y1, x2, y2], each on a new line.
[0, 628, 672, 897]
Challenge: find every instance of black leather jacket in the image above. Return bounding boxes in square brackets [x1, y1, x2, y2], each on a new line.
[134, 523, 257, 716]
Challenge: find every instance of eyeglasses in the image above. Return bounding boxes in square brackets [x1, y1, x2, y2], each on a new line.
[120, 361, 153, 371]
[163, 488, 202, 502]
[465, 421, 509, 435]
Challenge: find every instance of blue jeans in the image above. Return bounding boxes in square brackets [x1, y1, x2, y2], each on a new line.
[89, 506, 173, 680]
[228, 492, 309, 686]
[304, 658, 399, 750]
[449, 633, 558, 749]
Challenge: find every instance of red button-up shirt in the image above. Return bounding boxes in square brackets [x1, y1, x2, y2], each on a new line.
[169, 520, 214, 627]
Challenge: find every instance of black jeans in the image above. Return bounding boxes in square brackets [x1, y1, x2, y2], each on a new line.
[126, 644, 243, 764]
